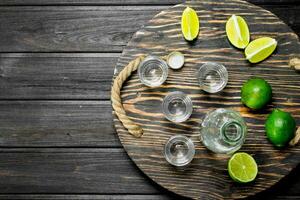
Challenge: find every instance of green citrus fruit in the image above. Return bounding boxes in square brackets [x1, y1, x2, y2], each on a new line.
[181, 6, 200, 41]
[226, 15, 250, 49]
[241, 77, 272, 110]
[228, 152, 258, 183]
[245, 37, 277, 63]
[265, 109, 296, 147]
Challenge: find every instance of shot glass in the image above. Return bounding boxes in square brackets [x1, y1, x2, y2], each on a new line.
[162, 91, 193, 123]
[197, 62, 228, 93]
[164, 135, 195, 167]
[138, 55, 168, 87]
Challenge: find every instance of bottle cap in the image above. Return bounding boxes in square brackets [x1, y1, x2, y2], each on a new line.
[167, 51, 185, 69]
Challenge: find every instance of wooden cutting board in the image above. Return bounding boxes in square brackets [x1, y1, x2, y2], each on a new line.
[112, 0, 300, 199]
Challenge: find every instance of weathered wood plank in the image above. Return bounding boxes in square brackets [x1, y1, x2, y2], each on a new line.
[0, 6, 167, 52]
[0, 148, 159, 194]
[2, 49, 300, 100]
[0, 148, 298, 197]
[0, 195, 175, 200]
[0, 195, 300, 200]
[0, 89, 299, 148]
[0, 0, 179, 5]
[0, 101, 119, 147]
[0, 0, 299, 6]
[0, 5, 298, 52]
[0, 53, 116, 100]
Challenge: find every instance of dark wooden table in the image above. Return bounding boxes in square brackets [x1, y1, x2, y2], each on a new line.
[0, 1, 299, 200]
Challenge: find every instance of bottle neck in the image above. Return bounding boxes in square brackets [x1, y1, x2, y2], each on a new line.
[221, 121, 244, 144]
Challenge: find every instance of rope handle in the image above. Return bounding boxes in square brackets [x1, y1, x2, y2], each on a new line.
[111, 55, 167, 137]
[289, 58, 300, 71]
[289, 57, 300, 146]
[290, 127, 300, 146]
[112, 56, 300, 143]
[111, 55, 145, 137]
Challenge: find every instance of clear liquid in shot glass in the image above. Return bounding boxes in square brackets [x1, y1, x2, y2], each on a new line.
[197, 62, 228, 93]
[164, 135, 195, 167]
[162, 91, 193, 123]
[138, 55, 168, 87]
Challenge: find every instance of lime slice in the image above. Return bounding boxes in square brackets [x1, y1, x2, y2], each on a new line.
[181, 6, 200, 41]
[226, 15, 250, 49]
[228, 152, 258, 183]
[245, 37, 277, 63]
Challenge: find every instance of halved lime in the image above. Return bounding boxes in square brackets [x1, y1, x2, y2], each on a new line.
[245, 37, 277, 63]
[226, 15, 250, 49]
[181, 6, 200, 41]
[228, 152, 258, 183]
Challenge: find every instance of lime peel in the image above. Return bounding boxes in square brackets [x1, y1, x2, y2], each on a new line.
[241, 77, 272, 110]
[226, 15, 250, 49]
[265, 109, 296, 147]
[181, 6, 200, 41]
[246, 38, 277, 60]
[245, 37, 277, 63]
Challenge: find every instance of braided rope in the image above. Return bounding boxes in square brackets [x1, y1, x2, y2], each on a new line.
[111, 55, 145, 137]
[290, 127, 300, 146]
[289, 58, 300, 71]
[289, 58, 300, 146]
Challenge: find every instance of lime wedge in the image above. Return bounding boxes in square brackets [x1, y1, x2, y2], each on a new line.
[226, 15, 250, 49]
[181, 6, 200, 41]
[245, 37, 277, 63]
[228, 152, 258, 183]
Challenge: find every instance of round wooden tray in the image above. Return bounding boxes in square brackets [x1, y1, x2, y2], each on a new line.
[112, 1, 300, 199]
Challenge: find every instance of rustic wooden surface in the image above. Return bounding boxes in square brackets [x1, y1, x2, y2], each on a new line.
[0, 0, 299, 200]
[113, 0, 300, 199]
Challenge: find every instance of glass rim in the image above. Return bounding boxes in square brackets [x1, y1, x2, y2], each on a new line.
[163, 135, 195, 167]
[162, 91, 193, 123]
[197, 62, 228, 93]
[137, 55, 168, 87]
[221, 121, 244, 143]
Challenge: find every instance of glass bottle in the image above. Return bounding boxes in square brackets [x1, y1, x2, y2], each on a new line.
[200, 108, 247, 154]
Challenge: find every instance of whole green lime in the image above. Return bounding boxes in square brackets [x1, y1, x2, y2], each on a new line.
[265, 109, 296, 147]
[241, 77, 272, 110]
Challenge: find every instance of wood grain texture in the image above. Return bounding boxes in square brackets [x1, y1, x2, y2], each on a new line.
[1, 48, 300, 101]
[0, 5, 298, 52]
[0, 6, 167, 52]
[0, 0, 299, 200]
[0, 0, 180, 6]
[0, 148, 159, 194]
[113, 1, 300, 199]
[0, 195, 174, 200]
[0, 195, 299, 200]
[0, 53, 116, 100]
[0, 0, 299, 5]
[0, 148, 298, 198]
[0, 101, 299, 197]
[0, 101, 119, 147]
